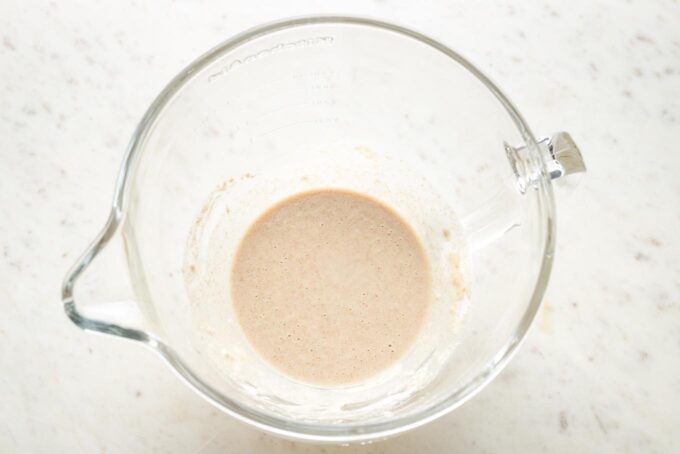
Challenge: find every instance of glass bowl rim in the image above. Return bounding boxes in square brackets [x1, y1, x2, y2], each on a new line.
[64, 15, 556, 443]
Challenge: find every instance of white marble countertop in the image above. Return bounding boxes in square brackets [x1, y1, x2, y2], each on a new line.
[2, 0, 679, 452]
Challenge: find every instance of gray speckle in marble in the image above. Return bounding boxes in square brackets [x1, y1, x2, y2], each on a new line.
[559, 411, 569, 432]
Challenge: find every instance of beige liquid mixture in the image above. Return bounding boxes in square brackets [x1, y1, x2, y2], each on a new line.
[231, 189, 433, 385]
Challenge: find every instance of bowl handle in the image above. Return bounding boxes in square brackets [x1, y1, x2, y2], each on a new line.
[62, 209, 150, 343]
[505, 131, 586, 195]
[539, 132, 586, 180]
[464, 132, 586, 252]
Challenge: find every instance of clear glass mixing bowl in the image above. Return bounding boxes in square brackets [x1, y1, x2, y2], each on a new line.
[62, 16, 585, 443]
